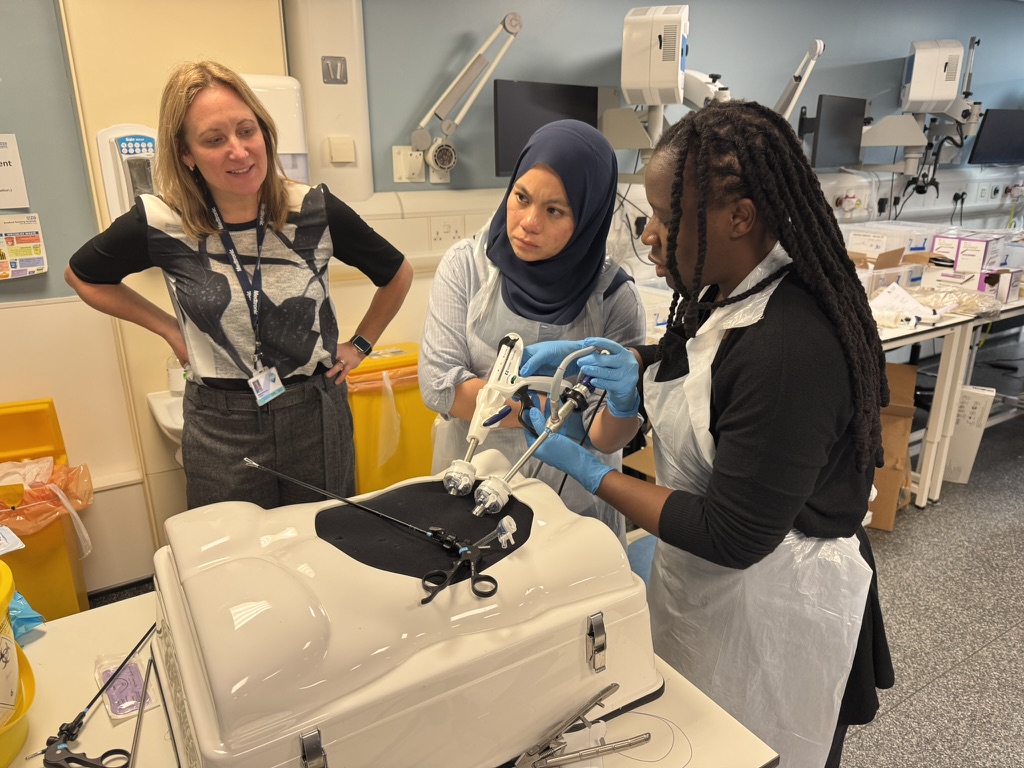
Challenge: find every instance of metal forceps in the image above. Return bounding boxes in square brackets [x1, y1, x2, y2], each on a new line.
[421, 544, 497, 604]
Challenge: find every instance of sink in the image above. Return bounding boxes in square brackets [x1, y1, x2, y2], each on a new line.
[147, 390, 184, 444]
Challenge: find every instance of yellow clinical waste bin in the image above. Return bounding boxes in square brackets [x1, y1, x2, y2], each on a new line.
[0, 399, 90, 621]
[346, 343, 436, 494]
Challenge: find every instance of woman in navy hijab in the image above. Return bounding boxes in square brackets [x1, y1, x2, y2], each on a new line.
[419, 120, 645, 543]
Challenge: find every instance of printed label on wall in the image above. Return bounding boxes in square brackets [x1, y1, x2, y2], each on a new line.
[0, 134, 29, 209]
[0, 212, 47, 280]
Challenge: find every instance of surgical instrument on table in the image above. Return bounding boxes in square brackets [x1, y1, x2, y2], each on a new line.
[125, 658, 153, 768]
[514, 683, 651, 768]
[26, 623, 156, 767]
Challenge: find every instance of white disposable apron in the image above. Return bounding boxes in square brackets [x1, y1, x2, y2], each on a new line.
[644, 246, 872, 767]
[431, 239, 628, 544]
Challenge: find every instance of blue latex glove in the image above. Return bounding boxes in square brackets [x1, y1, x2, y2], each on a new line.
[575, 338, 641, 419]
[523, 409, 613, 494]
[529, 391, 587, 443]
[519, 339, 590, 379]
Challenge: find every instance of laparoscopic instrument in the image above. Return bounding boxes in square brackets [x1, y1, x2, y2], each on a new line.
[244, 458, 516, 603]
[441, 333, 608, 518]
[26, 623, 157, 767]
[514, 683, 651, 768]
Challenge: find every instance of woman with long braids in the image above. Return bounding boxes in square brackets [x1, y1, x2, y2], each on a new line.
[518, 100, 894, 767]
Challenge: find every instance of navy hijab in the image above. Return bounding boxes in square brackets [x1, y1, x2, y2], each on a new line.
[487, 119, 626, 324]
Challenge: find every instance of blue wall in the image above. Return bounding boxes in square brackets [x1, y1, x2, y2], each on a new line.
[0, 1, 98, 303]
[364, 0, 1024, 191]
[3, 0, 1023, 304]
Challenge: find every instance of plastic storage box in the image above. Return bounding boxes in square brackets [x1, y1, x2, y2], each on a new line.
[346, 343, 436, 494]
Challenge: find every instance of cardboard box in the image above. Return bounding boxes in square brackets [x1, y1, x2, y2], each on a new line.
[943, 386, 996, 484]
[867, 363, 917, 531]
[932, 230, 1006, 273]
[849, 248, 931, 296]
[622, 441, 657, 483]
[977, 268, 1023, 304]
[848, 247, 904, 271]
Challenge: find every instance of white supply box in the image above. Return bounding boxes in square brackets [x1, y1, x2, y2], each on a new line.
[943, 386, 996, 484]
[932, 230, 1008, 273]
[843, 221, 948, 256]
[977, 268, 1023, 304]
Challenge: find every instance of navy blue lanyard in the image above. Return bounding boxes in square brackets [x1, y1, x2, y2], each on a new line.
[206, 193, 267, 367]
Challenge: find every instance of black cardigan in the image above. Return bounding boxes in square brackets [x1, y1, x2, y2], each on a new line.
[636, 275, 875, 569]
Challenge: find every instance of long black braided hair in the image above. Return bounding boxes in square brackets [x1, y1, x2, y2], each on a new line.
[654, 100, 888, 471]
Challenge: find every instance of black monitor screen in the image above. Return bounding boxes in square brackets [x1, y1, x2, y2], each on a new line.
[493, 79, 599, 176]
[967, 109, 1024, 165]
[810, 94, 866, 169]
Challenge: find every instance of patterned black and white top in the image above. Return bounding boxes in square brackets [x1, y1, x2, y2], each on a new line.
[70, 183, 404, 387]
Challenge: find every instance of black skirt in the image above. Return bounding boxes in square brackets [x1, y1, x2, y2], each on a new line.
[839, 526, 895, 725]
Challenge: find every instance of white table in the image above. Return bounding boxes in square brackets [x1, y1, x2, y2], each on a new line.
[878, 312, 975, 506]
[16, 595, 778, 768]
[964, 297, 1024, 426]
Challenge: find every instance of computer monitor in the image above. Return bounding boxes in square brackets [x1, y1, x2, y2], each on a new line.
[803, 94, 867, 169]
[967, 109, 1024, 165]
[493, 79, 599, 176]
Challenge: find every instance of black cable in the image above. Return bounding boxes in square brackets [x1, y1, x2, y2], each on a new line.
[893, 190, 913, 221]
[555, 389, 608, 496]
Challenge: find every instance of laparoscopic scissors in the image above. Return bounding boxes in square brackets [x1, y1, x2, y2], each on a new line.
[419, 519, 517, 604]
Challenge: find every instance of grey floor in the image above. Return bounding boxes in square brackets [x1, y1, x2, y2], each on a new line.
[844, 331, 1024, 767]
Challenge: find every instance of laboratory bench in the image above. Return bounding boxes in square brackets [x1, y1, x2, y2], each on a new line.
[14, 593, 778, 768]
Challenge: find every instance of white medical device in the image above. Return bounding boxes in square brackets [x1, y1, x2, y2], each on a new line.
[621, 5, 688, 106]
[152, 451, 663, 767]
[864, 37, 982, 177]
[96, 124, 156, 222]
[900, 40, 964, 115]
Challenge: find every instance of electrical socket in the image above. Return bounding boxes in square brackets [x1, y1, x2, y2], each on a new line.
[429, 215, 465, 251]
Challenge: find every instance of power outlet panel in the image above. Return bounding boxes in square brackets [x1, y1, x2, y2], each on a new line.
[430, 215, 465, 251]
[816, 167, 1024, 228]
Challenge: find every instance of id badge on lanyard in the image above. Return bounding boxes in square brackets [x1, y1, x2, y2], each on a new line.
[208, 195, 285, 406]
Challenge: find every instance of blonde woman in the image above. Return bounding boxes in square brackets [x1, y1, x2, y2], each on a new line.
[67, 60, 412, 508]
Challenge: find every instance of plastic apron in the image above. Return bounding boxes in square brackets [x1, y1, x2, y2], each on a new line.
[645, 247, 872, 768]
[431, 238, 627, 545]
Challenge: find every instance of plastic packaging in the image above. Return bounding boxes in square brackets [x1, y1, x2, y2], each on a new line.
[7, 592, 43, 642]
[94, 655, 156, 720]
[902, 285, 1003, 318]
[0, 457, 93, 555]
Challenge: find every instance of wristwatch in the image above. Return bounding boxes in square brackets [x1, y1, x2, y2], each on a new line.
[349, 334, 374, 356]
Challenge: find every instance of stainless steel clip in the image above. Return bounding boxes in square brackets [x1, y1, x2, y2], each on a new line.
[514, 683, 651, 768]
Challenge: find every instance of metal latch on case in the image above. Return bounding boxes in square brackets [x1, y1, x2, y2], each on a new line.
[587, 612, 607, 672]
[300, 729, 328, 768]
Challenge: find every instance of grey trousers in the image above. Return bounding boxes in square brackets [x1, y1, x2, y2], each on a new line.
[181, 374, 355, 509]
